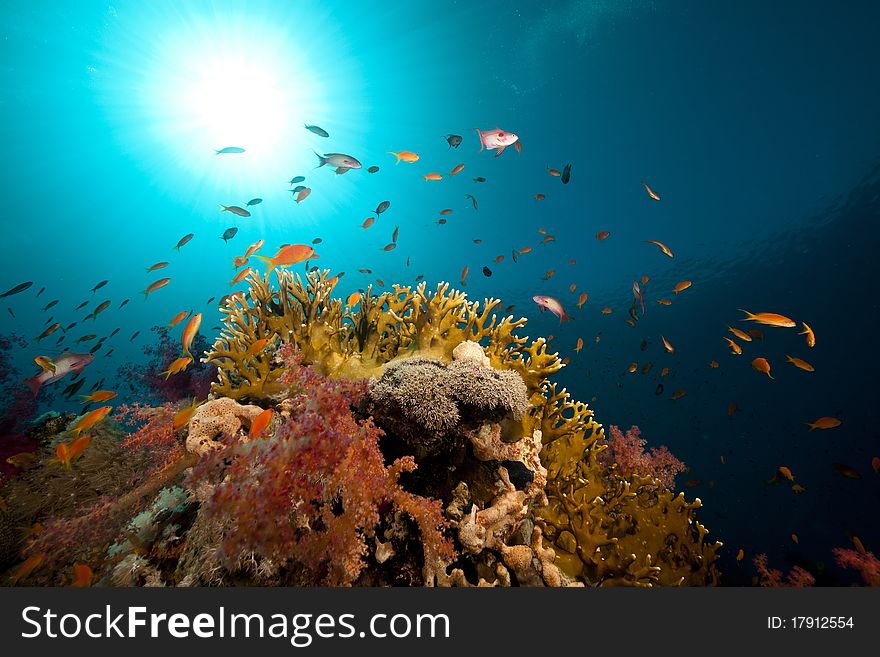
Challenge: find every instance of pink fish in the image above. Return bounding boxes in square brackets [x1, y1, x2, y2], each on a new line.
[632, 281, 645, 315]
[21, 352, 94, 397]
[475, 127, 519, 154]
[533, 295, 570, 323]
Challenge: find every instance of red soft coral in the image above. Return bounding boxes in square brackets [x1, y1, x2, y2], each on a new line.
[753, 553, 815, 587]
[598, 424, 686, 489]
[833, 548, 880, 586]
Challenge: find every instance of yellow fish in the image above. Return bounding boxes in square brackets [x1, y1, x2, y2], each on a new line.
[739, 309, 796, 327]
[727, 326, 752, 342]
[161, 356, 192, 380]
[785, 355, 814, 372]
[799, 322, 815, 347]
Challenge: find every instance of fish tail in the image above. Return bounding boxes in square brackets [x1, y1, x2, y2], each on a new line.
[141, 290, 150, 300]
[219, 204, 227, 212]
[805, 422, 816, 430]
[474, 128, 484, 151]
[21, 376, 41, 397]
[313, 150, 327, 168]
[388, 152, 400, 164]
[738, 309, 756, 321]
[255, 255, 276, 275]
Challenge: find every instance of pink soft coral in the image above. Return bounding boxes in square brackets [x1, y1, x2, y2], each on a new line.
[598, 424, 685, 489]
[753, 553, 815, 587]
[833, 548, 880, 586]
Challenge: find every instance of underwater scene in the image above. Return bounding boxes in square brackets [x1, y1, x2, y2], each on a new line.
[1, 0, 878, 587]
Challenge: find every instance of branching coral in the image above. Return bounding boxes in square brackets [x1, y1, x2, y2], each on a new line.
[598, 425, 686, 489]
[832, 548, 880, 586]
[753, 553, 815, 587]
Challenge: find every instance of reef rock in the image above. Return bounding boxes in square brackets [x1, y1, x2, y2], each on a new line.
[186, 397, 266, 455]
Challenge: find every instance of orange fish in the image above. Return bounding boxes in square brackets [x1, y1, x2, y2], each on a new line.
[832, 463, 861, 479]
[739, 310, 796, 328]
[538, 228, 548, 234]
[542, 235, 555, 244]
[542, 270, 555, 280]
[245, 337, 272, 357]
[388, 151, 419, 163]
[728, 326, 752, 341]
[346, 291, 361, 307]
[872, 456, 880, 474]
[628, 362, 638, 373]
[423, 172, 443, 181]
[723, 337, 742, 355]
[534, 194, 545, 201]
[641, 275, 650, 285]
[362, 217, 375, 229]
[778, 466, 795, 481]
[229, 267, 253, 286]
[70, 406, 112, 439]
[181, 313, 202, 357]
[661, 335, 675, 354]
[751, 357, 773, 379]
[519, 246, 532, 254]
[256, 245, 315, 275]
[799, 322, 815, 347]
[569, 283, 577, 293]
[656, 298, 673, 306]
[294, 187, 311, 203]
[142, 277, 171, 299]
[600, 307, 612, 314]
[642, 181, 661, 201]
[852, 535, 867, 556]
[493, 255, 504, 265]
[672, 281, 692, 294]
[232, 255, 249, 269]
[641, 363, 653, 374]
[10, 553, 45, 585]
[791, 534, 799, 544]
[646, 240, 673, 258]
[244, 239, 265, 259]
[461, 266, 469, 286]
[569, 259, 576, 265]
[709, 360, 719, 368]
[168, 310, 189, 328]
[383, 243, 396, 251]
[596, 231, 610, 241]
[440, 209, 453, 215]
[805, 417, 841, 431]
[548, 168, 561, 176]
[172, 399, 200, 431]
[736, 549, 744, 562]
[575, 337, 583, 353]
[660, 367, 670, 377]
[80, 390, 117, 403]
[161, 356, 192, 380]
[249, 408, 274, 439]
[449, 164, 464, 176]
[71, 564, 93, 588]
[376, 279, 385, 287]
[785, 355, 814, 372]
[727, 401, 738, 417]
[577, 293, 589, 308]
[671, 389, 686, 400]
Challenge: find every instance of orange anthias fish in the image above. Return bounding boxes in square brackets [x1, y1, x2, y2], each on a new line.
[628, 362, 638, 373]
[661, 335, 675, 354]
[778, 466, 795, 481]
[142, 277, 171, 299]
[518, 246, 532, 254]
[751, 357, 773, 379]
[575, 337, 583, 353]
[80, 390, 117, 403]
[294, 187, 312, 203]
[388, 151, 419, 163]
[641, 275, 650, 285]
[736, 549, 744, 562]
[709, 360, 719, 368]
[232, 255, 249, 269]
[872, 456, 880, 474]
[642, 181, 661, 201]
[495, 255, 505, 264]
[646, 240, 674, 258]
[728, 326, 752, 342]
[799, 322, 815, 347]
[346, 291, 361, 308]
[161, 356, 193, 380]
[244, 239, 265, 259]
[657, 299, 673, 306]
[601, 307, 613, 314]
[548, 167, 561, 176]
[805, 417, 841, 430]
[461, 266, 469, 286]
[361, 217, 375, 229]
[723, 337, 742, 355]
[10, 553, 45, 585]
[672, 281, 692, 294]
[671, 389, 686, 400]
[229, 267, 253, 286]
[181, 313, 202, 357]
[383, 243, 396, 251]
[596, 231, 610, 241]
[534, 194, 545, 201]
[423, 172, 443, 181]
[55, 435, 92, 468]
[542, 270, 555, 280]
[168, 310, 189, 328]
[71, 564, 93, 588]
[249, 408, 274, 439]
[577, 293, 588, 308]
[256, 245, 315, 275]
[172, 399, 200, 431]
[69, 406, 112, 439]
[569, 283, 577, 293]
[739, 310, 796, 328]
[727, 401, 738, 417]
[449, 164, 464, 176]
[146, 261, 169, 272]
[244, 337, 272, 357]
[786, 355, 815, 372]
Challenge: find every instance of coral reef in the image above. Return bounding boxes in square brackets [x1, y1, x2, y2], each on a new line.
[185, 397, 265, 455]
[598, 425, 686, 489]
[753, 553, 816, 587]
[833, 548, 880, 586]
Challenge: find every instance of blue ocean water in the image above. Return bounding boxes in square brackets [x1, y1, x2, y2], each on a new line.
[1, 0, 879, 584]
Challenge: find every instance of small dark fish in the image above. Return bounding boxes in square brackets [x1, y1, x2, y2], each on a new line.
[367, 166, 379, 173]
[312, 238, 322, 245]
[473, 177, 486, 183]
[91, 280, 108, 293]
[220, 227, 238, 243]
[655, 383, 664, 396]
[305, 124, 329, 138]
[44, 316, 54, 325]
[129, 331, 140, 342]
[36, 287, 45, 298]
[383, 243, 396, 251]
[444, 134, 462, 149]
[36, 322, 62, 340]
[512, 249, 518, 263]
[110, 328, 120, 337]
[392, 226, 399, 243]
[629, 306, 638, 321]
[89, 379, 102, 392]
[415, 275, 424, 282]
[374, 200, 391, 216]
[65, 322, 77, 331]
[76, 334, 97, 343]
[406, 257, 410, 267]
[119, 298, 129, 309]
[246, 198, 263, 206]
[105, 349, 114, 357]
[86, 300, 110, 321]
[43, 300, 59, 311]
[358, 269, 372, 274]
[76, 300, 89, 311]
[206, 296, 215, 304]
[55, 336, 64, 345]
[175, 233, 194, 251]
[291, 185, 307, 193]
[482, 266, 492, 277]
[61, 378, 86, 398]
[289, 176, 305, 184]
[466, 193, 478, 210]
[215, 146, 245, 154]
[640, 339, 648, 351]
[561, 163, 572, 184]
[309, 266, 319, 273]
[1, 281, 33, 297]
[7, 307, 13, 318]
[832, 463, 861, 479]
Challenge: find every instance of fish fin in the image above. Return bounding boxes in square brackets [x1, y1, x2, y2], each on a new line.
[218, 204, 227, 212]
[312, 150, 327, 167]
[387, 152, 401, 164]
[495, 145, 506, 158]
[474, 128, 484, 151]
[738, 309, 755, 320]
[254, 255, 276, 275]
[21, 377, 41, 397]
